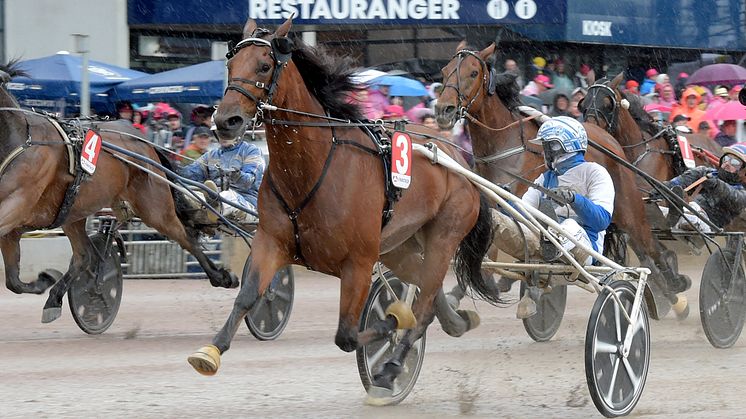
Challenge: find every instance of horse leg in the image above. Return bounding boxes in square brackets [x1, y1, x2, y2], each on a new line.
[187, 232, 285, 375]
[1, 230, 55, 294]
[130, 195, 238, 289]
[41, 219, 91, 323]
[334, 256, 380, 352]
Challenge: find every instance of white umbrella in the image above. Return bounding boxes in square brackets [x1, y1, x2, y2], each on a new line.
[351, 69, 387, 85]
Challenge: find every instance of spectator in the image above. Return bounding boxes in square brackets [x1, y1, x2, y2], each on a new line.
[366, 83, 392, 120]
[421, 114, 439, 131]
[715, 120, 738, 147]
[674, 72, 689, 100]
[657, 83, 677, 110]
[574, 64, 594, 89]
[549, 92, 571, 117]
[625, 80, 640, 95]
[551, 58, 575, 92]
[640, 68, 658, 96]
[116, 101, 134, 122]
[569, 99, 583, 120]
[427, 82, 444, 110]
[670, 87, 710, 135]
[521, 74, 553, 112]
[167, 111, 185, 151]
[184, 105, 214, 147]
[672, 114, 693, 133]
[180, 126, 212, 160]
[571, 87, 587, 103]
[132, 110, 147, 134]
[504, 59, 525, 89]
[528, 56, 547, 80]
[655, 73, 670, 87]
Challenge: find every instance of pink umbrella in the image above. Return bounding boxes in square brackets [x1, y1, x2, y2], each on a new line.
[705, 101, 746, 121]
[687, 63, 746, 86]
[644, 103, 672, 113]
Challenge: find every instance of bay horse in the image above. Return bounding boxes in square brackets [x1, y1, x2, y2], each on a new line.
[0, 63, 239, 322]
[581, 72, 721, 184]
[434, 43, 689, 318]
[187, 17, 496, 401]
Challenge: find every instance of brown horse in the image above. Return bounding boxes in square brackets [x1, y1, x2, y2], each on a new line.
[0, 64, 239, 323]
[581, 72, 721, 184]
[187, 17, 496, 400]
[434, 43, 690, 318]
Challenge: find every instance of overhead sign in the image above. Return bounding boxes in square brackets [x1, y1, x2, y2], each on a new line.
[249, 0, 565, 24]
[129, 0, 566, 25]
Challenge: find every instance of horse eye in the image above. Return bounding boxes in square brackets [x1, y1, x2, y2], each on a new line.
[470, 70, 479, 78]
[260, 63, 271, 73]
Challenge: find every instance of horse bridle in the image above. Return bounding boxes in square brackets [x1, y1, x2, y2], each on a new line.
[441, 49, 489, 118]
[582, 82, 620, 134]
[224, 29, 293, 118]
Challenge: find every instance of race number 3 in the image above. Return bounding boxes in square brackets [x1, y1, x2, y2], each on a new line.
[391, 131, 412, 188]
[677, 135, 696, 169]
[81, 130, 102, 174]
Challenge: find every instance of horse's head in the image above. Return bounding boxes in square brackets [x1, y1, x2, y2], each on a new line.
[580, 72, 626, 134]
[435, 42, 497, 129]
[214, 16, 295, 142]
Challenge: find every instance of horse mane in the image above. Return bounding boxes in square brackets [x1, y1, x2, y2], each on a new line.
[620, 90, 660, 136]
[290, 41, 363, 120]
[0, 59, 27, 107]
[491, 69, 522, 110]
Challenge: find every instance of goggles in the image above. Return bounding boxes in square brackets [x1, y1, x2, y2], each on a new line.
[722, 154, 744, 168]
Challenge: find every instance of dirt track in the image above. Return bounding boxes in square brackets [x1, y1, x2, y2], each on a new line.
[2, 246, 746, 418]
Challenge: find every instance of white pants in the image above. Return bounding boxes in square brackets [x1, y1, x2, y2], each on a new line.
[491, 209, 594, 265]
[219, 189, 256, 218]
[659, 202, 712, 233]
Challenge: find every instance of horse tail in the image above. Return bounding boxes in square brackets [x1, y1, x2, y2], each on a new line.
[453, 193, 503, 305]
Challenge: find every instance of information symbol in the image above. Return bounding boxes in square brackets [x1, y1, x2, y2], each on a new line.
[515, 0, 538, 19]
[486, 0, 510, 20]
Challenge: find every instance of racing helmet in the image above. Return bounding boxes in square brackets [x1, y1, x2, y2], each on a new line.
[719, 143, 746, 184]
[529, 116, 588, 154]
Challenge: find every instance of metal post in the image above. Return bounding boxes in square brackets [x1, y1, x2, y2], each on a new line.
[73, 34, 90, 117]
[211, 41, 229, 97]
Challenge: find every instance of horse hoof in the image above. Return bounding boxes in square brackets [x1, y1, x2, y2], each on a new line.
[364, 385, 395, 406]
[41, 307, 62, 324]
[673, 294, 689, 321]
[516, 293, 537, 319]
[228, 272, 239, 289]
[385, 301, 417, 329]
[457, 309, 481, 331]
[187, 345, 221, 376]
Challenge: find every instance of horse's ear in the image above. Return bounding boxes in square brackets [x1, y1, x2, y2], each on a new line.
[272, 37, 295, 55]
[275, 13, 295, 38]
[243, 19, 258, 38]
[479, 43, 496, 61]
[493, 72, 517, 86]
[456, 40, 468, 53]
[610, 72, 624, 90]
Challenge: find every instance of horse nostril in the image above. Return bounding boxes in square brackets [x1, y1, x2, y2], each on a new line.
[226, 115, 245, 130]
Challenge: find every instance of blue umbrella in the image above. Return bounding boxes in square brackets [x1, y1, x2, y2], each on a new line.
[8, 52, 147, 113]
[371, 75, 428, 97]
[111, 60, 226, 104]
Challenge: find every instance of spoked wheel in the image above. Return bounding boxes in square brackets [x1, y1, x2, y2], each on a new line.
[699, 248, 746, 348]
[520, 280, 567, 342]
[68, 233, 123, 335]
[585, 281, 650, 418]
[356, 270, 425, 406]
[244, 257, 295, 341]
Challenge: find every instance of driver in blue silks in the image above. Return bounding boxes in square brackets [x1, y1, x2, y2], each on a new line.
[180, 124, 264, 222]
[491, 116, 615, 265]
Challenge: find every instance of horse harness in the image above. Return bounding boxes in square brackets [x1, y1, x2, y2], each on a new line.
[225, 30, 403, 268]
[583, 84, 691, 176]
[0, 107, 89, 228]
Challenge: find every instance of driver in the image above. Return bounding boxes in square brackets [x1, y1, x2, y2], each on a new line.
[180, 117, 265, 223]
[653, 143, 746, 233]
[492, 116, 615, 265]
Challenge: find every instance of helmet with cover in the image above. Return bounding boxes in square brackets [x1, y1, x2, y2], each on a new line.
[529, 116, 588, 169]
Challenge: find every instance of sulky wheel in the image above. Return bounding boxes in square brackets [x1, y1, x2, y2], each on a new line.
[520, 281, 567, 342]
[68, 233, 123, 335]
[244, 256, 295, 341]
[585, 281, 650, 418]
[699, 248, 746, 349]
[356, 270, 425, 406]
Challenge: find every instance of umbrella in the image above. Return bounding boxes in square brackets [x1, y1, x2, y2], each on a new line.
[111, 60, 225, 104]
[686, 64, 746, 86]
[371, 75, 428, 97]
[705, 100, 746, 121]
[8, 51, 147, 113]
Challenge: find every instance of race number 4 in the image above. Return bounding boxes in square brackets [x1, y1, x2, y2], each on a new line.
[81, 130, 102, 174]
[677, 135, 696, 169]
[391, 131, 412, 188]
